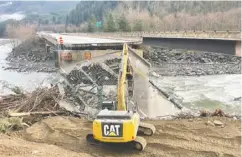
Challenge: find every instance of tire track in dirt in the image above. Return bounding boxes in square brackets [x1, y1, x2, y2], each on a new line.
[152, 127, 240, 147]
[144, 119, 241, 157]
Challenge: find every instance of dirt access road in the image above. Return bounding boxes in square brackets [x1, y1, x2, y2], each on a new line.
[0, 116, 240, 157]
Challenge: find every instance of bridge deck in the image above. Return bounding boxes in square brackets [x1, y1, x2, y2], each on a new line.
[40, 33, 141, 47]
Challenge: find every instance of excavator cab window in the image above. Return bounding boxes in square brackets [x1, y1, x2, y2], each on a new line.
[96, 115, 131, 120]
[101, 101, 116, 110]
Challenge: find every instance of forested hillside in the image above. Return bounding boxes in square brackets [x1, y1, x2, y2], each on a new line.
[66, 1, 241, 32]
[0, 1, 241, 37]
[0, 1, 78, 37]
[0, 1, 78, 14]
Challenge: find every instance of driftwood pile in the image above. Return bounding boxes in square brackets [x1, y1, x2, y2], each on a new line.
[0, 86, 64, 118]
[166, 109, 239, 120]
[0, 86, 67, 132]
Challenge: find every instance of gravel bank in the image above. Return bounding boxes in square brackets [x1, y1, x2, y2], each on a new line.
[145, 47, 241, 76]
[5, 36, 57, 73]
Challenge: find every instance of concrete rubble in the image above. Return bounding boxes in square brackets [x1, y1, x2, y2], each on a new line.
[58, 58, 121, 119]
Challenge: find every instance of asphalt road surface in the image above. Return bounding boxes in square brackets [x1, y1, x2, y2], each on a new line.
[46, 33, 138, 45]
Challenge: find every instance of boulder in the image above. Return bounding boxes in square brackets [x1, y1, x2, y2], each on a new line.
[205, 120, 215, 126]
[213, 120, 223, 126]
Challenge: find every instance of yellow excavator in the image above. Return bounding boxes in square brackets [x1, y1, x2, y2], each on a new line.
[86, 43, 155, 151]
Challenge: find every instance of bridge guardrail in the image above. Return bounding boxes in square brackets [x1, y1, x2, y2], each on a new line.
[66, 30, 241, 40]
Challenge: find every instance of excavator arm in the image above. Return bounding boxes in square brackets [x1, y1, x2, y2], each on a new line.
[117, 43, 133, 111]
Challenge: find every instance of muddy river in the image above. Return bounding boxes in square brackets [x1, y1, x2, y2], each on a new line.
[0, 40, 241, 115]
[150, 74, 241, 115]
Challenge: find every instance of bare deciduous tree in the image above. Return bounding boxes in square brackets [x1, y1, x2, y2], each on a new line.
[6, 24, 36, 48]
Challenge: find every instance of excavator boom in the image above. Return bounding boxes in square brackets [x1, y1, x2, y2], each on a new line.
[117, 43, 129, 111]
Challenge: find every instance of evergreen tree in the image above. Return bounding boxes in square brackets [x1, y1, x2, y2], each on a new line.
[87, 15, 97, 32]
[0, 22, 7, 37]
[38, 18, 42, 26]
[52, 16, 56, 24]
[118, 15, 131, 32]
[44, 19, 49, 25]
[65, 15, 69, 26]
[133, 20, 143, 31]
[57, 17, 62, 24]
[104, 13, 117, 32]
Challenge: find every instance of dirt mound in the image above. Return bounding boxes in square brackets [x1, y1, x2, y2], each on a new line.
[0, 134, 92, 157]
[19, 116, 241, 157]
[25, 117, 91, 149]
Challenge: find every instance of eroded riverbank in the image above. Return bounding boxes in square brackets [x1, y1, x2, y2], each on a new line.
[0, 41, 57, 94]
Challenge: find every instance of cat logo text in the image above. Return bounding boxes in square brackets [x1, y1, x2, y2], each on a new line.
[102, 123, 123, 137]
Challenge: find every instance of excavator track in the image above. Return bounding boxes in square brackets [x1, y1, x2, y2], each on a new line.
[132, 136, 147, 151]
[86, 134, 100, 146]
[87, 134, 146, 151]
[138, 122, 156, 136]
